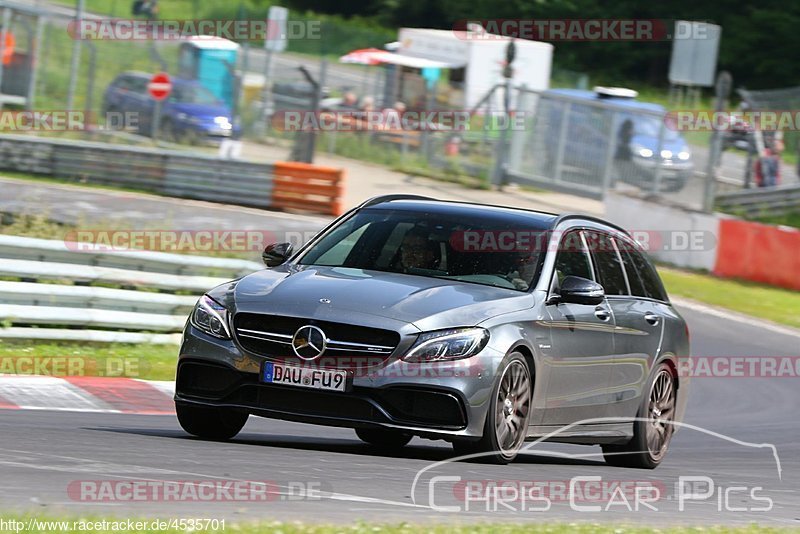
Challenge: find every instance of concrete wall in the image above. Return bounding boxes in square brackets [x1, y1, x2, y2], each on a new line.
[606, 192, 800, 291]
[604, 192, 720, 272]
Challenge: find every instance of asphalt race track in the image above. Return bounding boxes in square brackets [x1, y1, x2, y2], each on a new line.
[0, 306, 798, 527]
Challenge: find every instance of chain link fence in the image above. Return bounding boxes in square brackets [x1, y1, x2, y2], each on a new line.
[3, 1, 722, 212]
[507, 87, 707, 210]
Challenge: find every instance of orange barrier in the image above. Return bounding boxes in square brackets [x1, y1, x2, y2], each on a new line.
[714, 219, 800, 291]
[271, 162, 346, 216]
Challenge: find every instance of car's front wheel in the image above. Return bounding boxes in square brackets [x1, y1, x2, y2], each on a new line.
[176, 404, 248, 440]
[452, 352, 532, 464]
[355, 428, 412, 450]
[602, 362, 676, 469]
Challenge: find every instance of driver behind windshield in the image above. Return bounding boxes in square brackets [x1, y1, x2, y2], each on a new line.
[399, 229, 440, 272]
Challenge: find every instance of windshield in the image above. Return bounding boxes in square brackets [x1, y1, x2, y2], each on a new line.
[625, 113, 682, 141]
[169, 84, 221, 105]
[297, 209, 547, 291]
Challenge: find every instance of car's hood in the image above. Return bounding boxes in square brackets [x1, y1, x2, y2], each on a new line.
[229, 265, 534, 331]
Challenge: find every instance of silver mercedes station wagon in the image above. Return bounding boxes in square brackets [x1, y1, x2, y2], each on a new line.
[175, 195, 690, 467]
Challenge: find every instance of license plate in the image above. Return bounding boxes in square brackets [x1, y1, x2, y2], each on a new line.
[261, 362, 349, 392]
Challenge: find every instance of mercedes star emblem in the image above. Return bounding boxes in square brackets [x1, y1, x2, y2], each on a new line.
[291, 325, 327, 360]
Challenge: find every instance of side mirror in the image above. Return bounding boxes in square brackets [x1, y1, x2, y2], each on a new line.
[558, 275, 605, 305]
[262, 242, 293, 267]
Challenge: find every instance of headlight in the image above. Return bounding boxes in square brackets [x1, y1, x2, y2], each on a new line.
[678, 150, 691, 161]
[214, 116, 232, 129]
[633, 144, 653, 158]
[402, 327, 489, 363]
[660, 149, 673, 159]
[190, 295, 231, 339]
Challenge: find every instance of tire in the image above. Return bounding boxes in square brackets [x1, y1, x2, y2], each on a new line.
[355, 428, 412, 450]
[176, 403, 248, 441]
[451, 352, 532, 464]
[602, 362, 676, 469]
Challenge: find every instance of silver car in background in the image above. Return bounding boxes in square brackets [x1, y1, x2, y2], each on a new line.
[175, 195, 689, 467]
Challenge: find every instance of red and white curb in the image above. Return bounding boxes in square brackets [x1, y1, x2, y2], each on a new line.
[0, 376, 176, 415]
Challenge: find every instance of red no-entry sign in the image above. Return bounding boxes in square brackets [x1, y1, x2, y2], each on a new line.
[147, 72, 172, 101]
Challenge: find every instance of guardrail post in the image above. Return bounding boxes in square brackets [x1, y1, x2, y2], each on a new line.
[553, 102, 571, 184]
[600, 109, 618, 195]
[652, 115, 666, 194]
[0, 7, 11, 110]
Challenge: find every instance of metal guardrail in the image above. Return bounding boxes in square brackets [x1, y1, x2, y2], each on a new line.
[0, 235, 263, 276]
[0, 236, 263, 344]
[715, 184, 800, 218]
[0, 134, 275, 208]
[1, 259, 228, 292]
[0, 281, 197, 315]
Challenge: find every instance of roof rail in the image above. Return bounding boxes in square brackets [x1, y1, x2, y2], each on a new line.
[552, 214, 629, 236]
[358, 194, 436, 208]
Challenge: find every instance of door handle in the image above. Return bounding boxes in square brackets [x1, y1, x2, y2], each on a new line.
[594, 307, 611, 321]
[644, 312, 661, 326]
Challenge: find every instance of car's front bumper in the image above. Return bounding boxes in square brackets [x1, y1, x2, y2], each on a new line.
[175, 324, 504, 440]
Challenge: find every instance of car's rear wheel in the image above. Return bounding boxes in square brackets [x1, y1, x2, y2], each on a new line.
[452, 352, 532, 464]
[176, 403, 248, 440]
[603, 362, 676, 469]
[355, 428, 412, 450]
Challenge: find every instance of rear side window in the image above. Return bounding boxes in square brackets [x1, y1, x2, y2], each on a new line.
[584, 231, 628, 296]
[623, 246, 668, 301]
[553, 230, 594, 284]
[617, 243, 647, 297]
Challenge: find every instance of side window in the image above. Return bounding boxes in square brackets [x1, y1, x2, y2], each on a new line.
[114, 77, 130, 91]
[129, 78, 147, 94]
[552, 230, 594, 285]
[584, 230, 629, 296]
[617, 240, 647, 297]
[625, 246, 668, 301]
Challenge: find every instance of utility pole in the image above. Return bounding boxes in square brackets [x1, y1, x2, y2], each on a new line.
[66, 0, 85, 110]
[491, 40, 515, 188]
[703, 71, 732, 213]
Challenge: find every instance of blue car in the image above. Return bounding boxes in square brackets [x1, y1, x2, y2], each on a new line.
[541, 87, 693, 192]
[102, 71, 239, 144]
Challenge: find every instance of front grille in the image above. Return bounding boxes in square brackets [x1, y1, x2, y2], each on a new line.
[233, 313, 401, 370]
[176, 361, 467, 430]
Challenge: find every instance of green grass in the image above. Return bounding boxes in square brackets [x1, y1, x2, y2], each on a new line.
[0, 340, 178, 380]
[3, 516, 798, 534]
[659, 268, 800, 329]
[748, 211, 800, 229]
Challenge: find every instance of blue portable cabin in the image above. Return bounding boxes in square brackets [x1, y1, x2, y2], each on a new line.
[178, 36, 240, 109]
